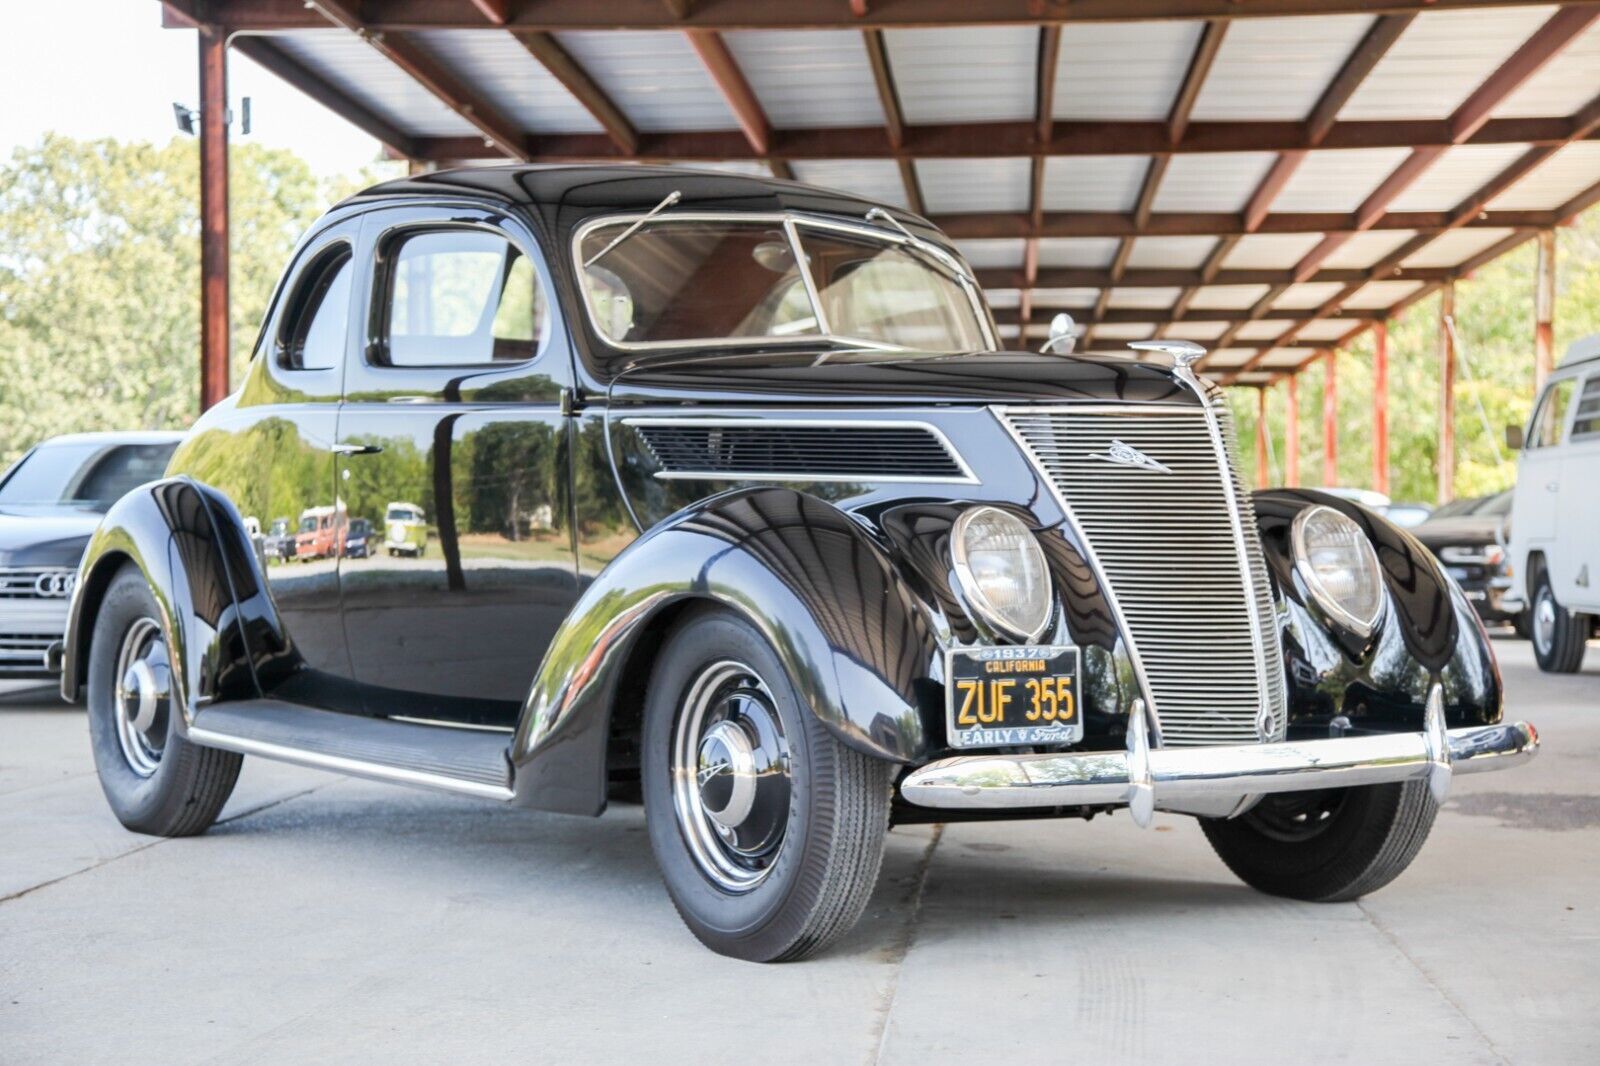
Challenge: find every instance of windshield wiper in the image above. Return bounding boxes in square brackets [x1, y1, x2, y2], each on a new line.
[584, 190, 682, 269]
[863, 207, 975, 285]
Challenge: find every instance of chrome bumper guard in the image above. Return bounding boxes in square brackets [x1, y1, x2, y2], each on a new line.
[901, 686, 1538, 826]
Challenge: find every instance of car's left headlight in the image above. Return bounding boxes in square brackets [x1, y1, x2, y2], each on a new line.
[951, 506, 1052, 642]
[1292, 505, 1385, 636]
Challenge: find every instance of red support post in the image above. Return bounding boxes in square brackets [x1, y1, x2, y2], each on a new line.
[1373, 320, 1389, 496]
[1256, 386, 1270, 487]
[1322, 351, 1338, 487]
[1438, 281, 1457, 503]
[1285, 374, 1300, 488]
[1534, 229, 1556, 392]
[199, 28, 230, 411]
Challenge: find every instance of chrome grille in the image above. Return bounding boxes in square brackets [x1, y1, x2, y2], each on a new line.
[0, 567, 77, 600]
[628, 419, 972, 483]
[0, 633, 58, 670]
[1001, 402, 1287, 746]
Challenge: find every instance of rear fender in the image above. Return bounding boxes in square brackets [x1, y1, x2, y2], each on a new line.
[511, 488, 938, 815]
[60, 478, 266, 719]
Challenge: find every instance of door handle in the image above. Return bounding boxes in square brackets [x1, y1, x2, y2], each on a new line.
[331, 443, 383, 456]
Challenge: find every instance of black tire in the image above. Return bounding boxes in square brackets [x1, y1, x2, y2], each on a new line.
[1531, 571, 1587, 673]
[642, 607, 892, 962]
[1201, 780, 1437, 903]
[86, 564, 242, 837]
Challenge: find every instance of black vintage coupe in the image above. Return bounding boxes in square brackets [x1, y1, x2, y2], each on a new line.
[61, 167, 1536, 961]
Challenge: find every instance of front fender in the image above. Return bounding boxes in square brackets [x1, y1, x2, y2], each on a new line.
[1254, 489, 1502, 733]
[61, 478, 261, 718]
[511, 487, 937, 814]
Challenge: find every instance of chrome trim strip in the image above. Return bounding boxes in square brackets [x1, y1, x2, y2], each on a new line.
[570, 209, 998, 353]
[187, 727, 515, 802]
[991, 404, 1167, 747]
[1170, 361, 1285, 741]
[622, 416, 980, 485]
[899, 717, 1537, 811]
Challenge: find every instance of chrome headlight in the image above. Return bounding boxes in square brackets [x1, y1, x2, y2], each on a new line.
[1292, 505, 1385, 636]
[951, 506, 1052, 642]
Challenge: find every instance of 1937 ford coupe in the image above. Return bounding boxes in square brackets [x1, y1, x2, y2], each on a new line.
[62, 167, 1538, 962]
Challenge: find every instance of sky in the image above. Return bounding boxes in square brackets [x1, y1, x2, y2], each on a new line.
[0, 0, 383, 179]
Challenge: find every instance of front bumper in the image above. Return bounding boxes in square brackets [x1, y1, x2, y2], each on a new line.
[901, 686, 1537, 824]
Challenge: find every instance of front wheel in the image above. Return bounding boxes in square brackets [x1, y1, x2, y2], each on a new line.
[1531, 572, 1587, 673]
[642, 607, 891, 962]
[1201, 781, 1437, 902]
[86, 564, 242, 836]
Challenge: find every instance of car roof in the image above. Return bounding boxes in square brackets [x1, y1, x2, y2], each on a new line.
[1560, 333, 1600, 368]
[37, 431, 185, 447]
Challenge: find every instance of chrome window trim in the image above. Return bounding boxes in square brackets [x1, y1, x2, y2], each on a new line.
[1169, 364, 1284, 742]
[991, 404, 1167, 748]
[1290, 504, 1386, 638]
[569, 210, 998, 354]
[621, 416, 980, 485]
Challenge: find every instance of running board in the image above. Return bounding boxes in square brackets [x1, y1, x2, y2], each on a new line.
[189, 701, 514, 801]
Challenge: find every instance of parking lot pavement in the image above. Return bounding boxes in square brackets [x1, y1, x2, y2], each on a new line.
[2, 637, 1596, 1065]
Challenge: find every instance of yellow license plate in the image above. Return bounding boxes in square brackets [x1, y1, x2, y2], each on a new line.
[945, 645, 1082, 749]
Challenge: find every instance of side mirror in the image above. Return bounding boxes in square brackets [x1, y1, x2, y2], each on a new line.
[1040, 312, 1076, 354]
[1504, 423, 1524, 450]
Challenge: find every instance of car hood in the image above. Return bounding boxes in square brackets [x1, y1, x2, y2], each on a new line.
[607, 348, 1198, 407]
[1412, 515, 1506, 548]
[0, 505, 103, 567]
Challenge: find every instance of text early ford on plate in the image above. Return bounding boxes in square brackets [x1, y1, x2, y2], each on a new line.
[945, 644, 1083, 748]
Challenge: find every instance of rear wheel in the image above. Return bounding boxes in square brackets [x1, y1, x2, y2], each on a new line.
[1531, 571, 1587, 673]
[86, 564, 242, 836]
[1201, 781, 1437, 902]
[642, 607, 891, 962]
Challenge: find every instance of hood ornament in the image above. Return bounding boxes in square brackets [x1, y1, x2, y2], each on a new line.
[1128, 339, 1206, 367]
[1090, 439, 1172, 475]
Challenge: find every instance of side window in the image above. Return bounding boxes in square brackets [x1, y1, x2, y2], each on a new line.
[1571, 375, 1600, 441]
[279, 246, 352, 371]
[1530, 378, 1576, 448]
[380, 228, 548, 368]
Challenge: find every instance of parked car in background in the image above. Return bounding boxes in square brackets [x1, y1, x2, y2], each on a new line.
[262, 517, 296, 562]
[59, 166, 1537, 962]
[1319, 487, 1430, 528]
[0, 432, 181, 678]
[344, 518, 374, 559]
[294, 503, 346, 561]
[384, 502, 427, 557]
[1505, 334, 1600, 672]
[1412, 491, 1517, 627]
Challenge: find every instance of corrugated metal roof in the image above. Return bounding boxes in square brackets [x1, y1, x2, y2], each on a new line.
[1038, 238, 1120, 269]
[917, 157, 1032, 213]
[274, 31, 478, 137]
[1343, 279, 1426, 308]
[1274, 282, 1349, 309]
[1041, 156, 1150, 213]
[1401, 227, 1518, 267]
[1488, 141, 1600, 210]
[1193, 15, 1375, 121]
[790, 159, 908, 209]
[1321, 230, 1420, 269]
[1492, 18, 1600, 118]
[1271, 148, 1413, 213]
[953, 238, 1027, 269]
[1295, 319, 1361, 341]
[1031, 288, 1101, 308]
[1387, 144, 1530, 211]
[1126, 236, 1219, 269]
[1153, 153, 1278, 213]
[1339, 7, 1557, 120]
[1189, 284, 1274, 310]
[1108, 287, 1184, 310]
[555, 31, 735, 131]
[413, 31, 601, 134]
[884, 27, 1037, 124]
[1054, 22, 1201, 122]
[1236, 320, 1294, 341]
[725, 31, 885, 130]
[1225, 234, 1329, 270]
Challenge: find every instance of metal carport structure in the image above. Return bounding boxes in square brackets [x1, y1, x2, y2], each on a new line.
[159, 0, 1600, 501]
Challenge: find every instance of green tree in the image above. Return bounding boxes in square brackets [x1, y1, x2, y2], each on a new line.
[0, 134, 392, 467]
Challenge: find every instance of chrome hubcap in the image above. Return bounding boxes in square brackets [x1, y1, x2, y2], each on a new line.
[1533, 590, 1557, 655]
[113, 618, 170, 778]
[672, 660, 791, 892]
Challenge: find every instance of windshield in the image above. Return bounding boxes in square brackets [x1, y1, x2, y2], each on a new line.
[576, 217, 990, 353]
[0, 440, 175, 509]
[387, 507, 416, 521]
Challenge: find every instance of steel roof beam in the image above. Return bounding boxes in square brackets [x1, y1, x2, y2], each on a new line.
[185, 1, 1600, 33]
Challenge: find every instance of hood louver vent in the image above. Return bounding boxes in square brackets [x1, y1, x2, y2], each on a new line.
[629, 420, 973, 483]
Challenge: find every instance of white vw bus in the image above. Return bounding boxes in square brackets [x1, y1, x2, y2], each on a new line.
[1507, 334, 1600, 672]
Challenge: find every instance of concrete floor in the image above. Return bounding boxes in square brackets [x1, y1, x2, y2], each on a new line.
[1, 637, 1595, 1065]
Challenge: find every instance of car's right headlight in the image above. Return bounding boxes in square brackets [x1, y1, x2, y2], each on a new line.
[1291, 505, 1385, 636]
[951, 506, 1053, 642]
